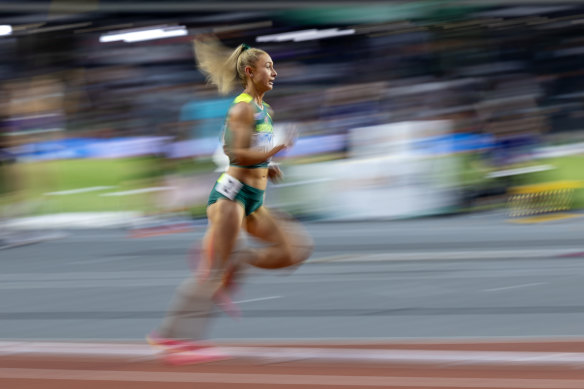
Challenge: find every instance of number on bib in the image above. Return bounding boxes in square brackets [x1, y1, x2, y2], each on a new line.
[216, 174, 243, 200]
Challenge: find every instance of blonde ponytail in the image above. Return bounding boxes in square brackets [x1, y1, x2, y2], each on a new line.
[193, 36, 267, 95]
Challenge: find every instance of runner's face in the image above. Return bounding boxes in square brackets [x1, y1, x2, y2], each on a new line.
[252, 54, 277, 92]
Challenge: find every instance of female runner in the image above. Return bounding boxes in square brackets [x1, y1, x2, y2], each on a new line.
[148, 37, 313, 364]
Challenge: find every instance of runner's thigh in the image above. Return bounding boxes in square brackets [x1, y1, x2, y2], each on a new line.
[245, 206, 288, 246]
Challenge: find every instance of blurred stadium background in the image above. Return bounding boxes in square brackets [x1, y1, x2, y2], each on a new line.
[2, 0, 584, 234]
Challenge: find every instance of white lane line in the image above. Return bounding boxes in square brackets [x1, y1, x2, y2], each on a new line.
[2, 368, 584, 387]
[0, 342, 155, 357]
[231, 296, 281, 304]
[221, 347, 584, 365]
[484, 282, 546, 292]
[4, 342, 584, 367]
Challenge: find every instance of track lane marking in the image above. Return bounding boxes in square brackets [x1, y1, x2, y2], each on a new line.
[231, 296, 282, 304]
[484, 282, 546, 292]
[4, 342, 584, 366]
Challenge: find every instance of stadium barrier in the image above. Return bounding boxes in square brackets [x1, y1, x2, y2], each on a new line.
[507, 180, 584, 218]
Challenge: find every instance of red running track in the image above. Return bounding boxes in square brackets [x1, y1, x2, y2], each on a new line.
[3, 339, 584, 388]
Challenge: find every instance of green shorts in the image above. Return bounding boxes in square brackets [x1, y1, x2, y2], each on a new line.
[207, 173, 265, 216]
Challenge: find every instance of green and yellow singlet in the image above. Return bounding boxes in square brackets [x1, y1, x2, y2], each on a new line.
[222, 92, 274, 169]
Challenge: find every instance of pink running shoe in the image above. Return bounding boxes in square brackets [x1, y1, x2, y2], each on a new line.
[162, 347, 231, 366]
[146, 331, 203, 353]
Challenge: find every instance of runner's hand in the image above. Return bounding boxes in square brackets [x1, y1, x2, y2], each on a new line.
[282, 124, 298, 147]
[268, 164, 283, 183]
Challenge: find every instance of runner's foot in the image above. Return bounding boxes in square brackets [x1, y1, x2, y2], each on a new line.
[146, 331, 203, 353]
[162, 347, 231, 365]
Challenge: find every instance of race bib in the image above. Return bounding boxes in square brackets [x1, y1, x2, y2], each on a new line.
[216, 173, 243, 200]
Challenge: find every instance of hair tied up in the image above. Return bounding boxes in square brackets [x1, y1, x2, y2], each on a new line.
[193, 37, 266, 95]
